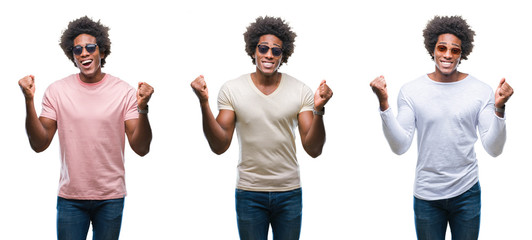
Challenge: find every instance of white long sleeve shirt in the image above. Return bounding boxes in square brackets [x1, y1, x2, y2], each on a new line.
[380, 74, 506, 200]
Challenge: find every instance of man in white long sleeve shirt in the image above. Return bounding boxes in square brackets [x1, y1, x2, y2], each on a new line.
[370, 16, 514, 240]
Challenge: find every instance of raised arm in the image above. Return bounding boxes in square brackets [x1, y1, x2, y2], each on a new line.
[369, 75, 390, 111]
[494, 78, 514, 118]
[191, 75, 235, 155]
[298, 80, 333, 158]
[125, 82, 154, 156]
[370, 75, 415, 155]
[479, 78, 514, 157]
[18, 75, 57, 152]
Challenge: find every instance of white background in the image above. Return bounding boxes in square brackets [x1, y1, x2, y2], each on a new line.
[1, 0, 530, 239]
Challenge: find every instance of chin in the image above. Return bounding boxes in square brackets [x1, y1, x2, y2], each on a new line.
[258, 68, 277, 76]
[437, 65, 458, 76]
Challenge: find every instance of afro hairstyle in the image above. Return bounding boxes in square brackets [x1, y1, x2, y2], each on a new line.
[243, 16, 297, 66]
[423, 15, 475, 61]
[59, 16, 111, 67]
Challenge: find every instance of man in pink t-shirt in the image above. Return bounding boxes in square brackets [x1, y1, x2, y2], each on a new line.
[18, 16, 154, 240]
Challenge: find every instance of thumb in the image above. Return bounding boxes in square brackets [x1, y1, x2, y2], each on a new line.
[498, 78, 506, 88]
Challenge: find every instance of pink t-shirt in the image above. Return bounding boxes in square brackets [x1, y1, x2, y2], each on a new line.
[41, 74, 138, 200]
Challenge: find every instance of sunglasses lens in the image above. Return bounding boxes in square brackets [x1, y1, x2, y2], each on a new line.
[436, 45, 461, 55]
[257, 45, 282, 56]
[72, 44, 97, 55]
[72, 46, 83, 55]
[271, 47, 282, 57]
[437, 45, 447, 53]
[451, 48, 461, 55]
[86, 44, 97, 53]
[257, 45, 269, 54]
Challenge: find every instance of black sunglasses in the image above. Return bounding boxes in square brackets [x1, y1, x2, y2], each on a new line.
[257, 45, 283, 57]
[71, 44, 98, 55]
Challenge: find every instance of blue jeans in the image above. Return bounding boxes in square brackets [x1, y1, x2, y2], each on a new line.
[57, 197, 125, 240]
[235, 188, 302, 240]
[414, 182, 481, 240]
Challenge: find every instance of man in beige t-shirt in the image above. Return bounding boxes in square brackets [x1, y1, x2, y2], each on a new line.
[191, 16, 333, 240]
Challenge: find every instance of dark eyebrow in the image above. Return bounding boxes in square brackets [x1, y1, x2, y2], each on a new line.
[438, 42, 461, 48]
[258, 42, 282, 48]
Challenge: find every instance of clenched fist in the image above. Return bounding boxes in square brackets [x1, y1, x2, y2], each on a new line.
[18, 75, 36, 100]
[370, 75, 389, 111]
[314, 80, 333, 111]
[191, 75, 209, 103]
[495, 78, 513, 108]
[137, 82, 154, 110]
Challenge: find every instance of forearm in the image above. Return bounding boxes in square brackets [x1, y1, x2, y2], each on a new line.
[302, 115, 326, 158]
[129, 114, 152, 156]
[200, 102, 232, 154]
[479, 113, 506, 157]
[379, 99, 389, 111]
[24, 99, 51, 152]
[381, 108, 414, 155]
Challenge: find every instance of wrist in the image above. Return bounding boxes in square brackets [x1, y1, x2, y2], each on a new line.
[137, 105, 149, 114]
[313, 107, 325, 116]
[494, 104, 505, 113]
[25, 97, 35, 104]
[199, 99, 210, 108]
[379, 101, 389, 111]
[494, 103, 505, 109]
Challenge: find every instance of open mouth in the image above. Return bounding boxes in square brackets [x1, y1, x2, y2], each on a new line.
[81, 59, 93, 67]
[262, 62, 274, 68]
[440, 60, 453, 68]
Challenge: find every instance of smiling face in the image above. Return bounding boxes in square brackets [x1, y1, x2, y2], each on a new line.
[433, 33, 462, 77]
[73, 34, 105, 83]
[254, 34, 283, 77]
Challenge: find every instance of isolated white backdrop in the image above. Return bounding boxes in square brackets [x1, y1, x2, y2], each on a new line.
[1, 0, 530, 239]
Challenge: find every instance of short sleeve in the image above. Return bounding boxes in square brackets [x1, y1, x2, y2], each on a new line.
[40, 86, 57, 120]
[217, 83, 234, 111]
[124, 87, 139, 121]
[300, 85, 314, 113]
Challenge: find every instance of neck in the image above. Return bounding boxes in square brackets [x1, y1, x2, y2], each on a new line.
[79, 70, 105, 84]
[429, 69, 465, 83]
[252, 70, 281, 86]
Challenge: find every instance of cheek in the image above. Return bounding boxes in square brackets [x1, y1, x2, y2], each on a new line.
[275, 57, 283, 68]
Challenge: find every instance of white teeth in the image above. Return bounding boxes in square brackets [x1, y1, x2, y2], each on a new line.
[441, 61, 452, 67]
[263, 62, 274, 67]
[82, 60, 93, 64]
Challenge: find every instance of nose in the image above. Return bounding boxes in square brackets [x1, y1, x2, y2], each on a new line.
[264, 49, 274, 58]
[80, 47, 90, 57]
[443, 49, 453, 58]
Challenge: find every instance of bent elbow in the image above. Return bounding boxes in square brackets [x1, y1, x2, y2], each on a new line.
[392, 149, 407, 155]
[486, 148, 503, 158]
[482, 139, 505, 158]
[308, 150, 322, 158]
[212, 149, 226, 155]
[210, 144, 229, 155]
[131, 143, 151, 156]
[135, 147, 150, 157]
[32, 146, 46, 153]
[390, 144, 408, 155]
[304, 145, 323, 158]
[138, 150, 150, 157]
[30, 142, 48, 153]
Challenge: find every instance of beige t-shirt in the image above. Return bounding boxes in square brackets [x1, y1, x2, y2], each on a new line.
[218, 73, 314, 191]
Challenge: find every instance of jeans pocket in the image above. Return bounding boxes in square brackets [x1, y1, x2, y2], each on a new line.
[467, 182, 481, 194]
